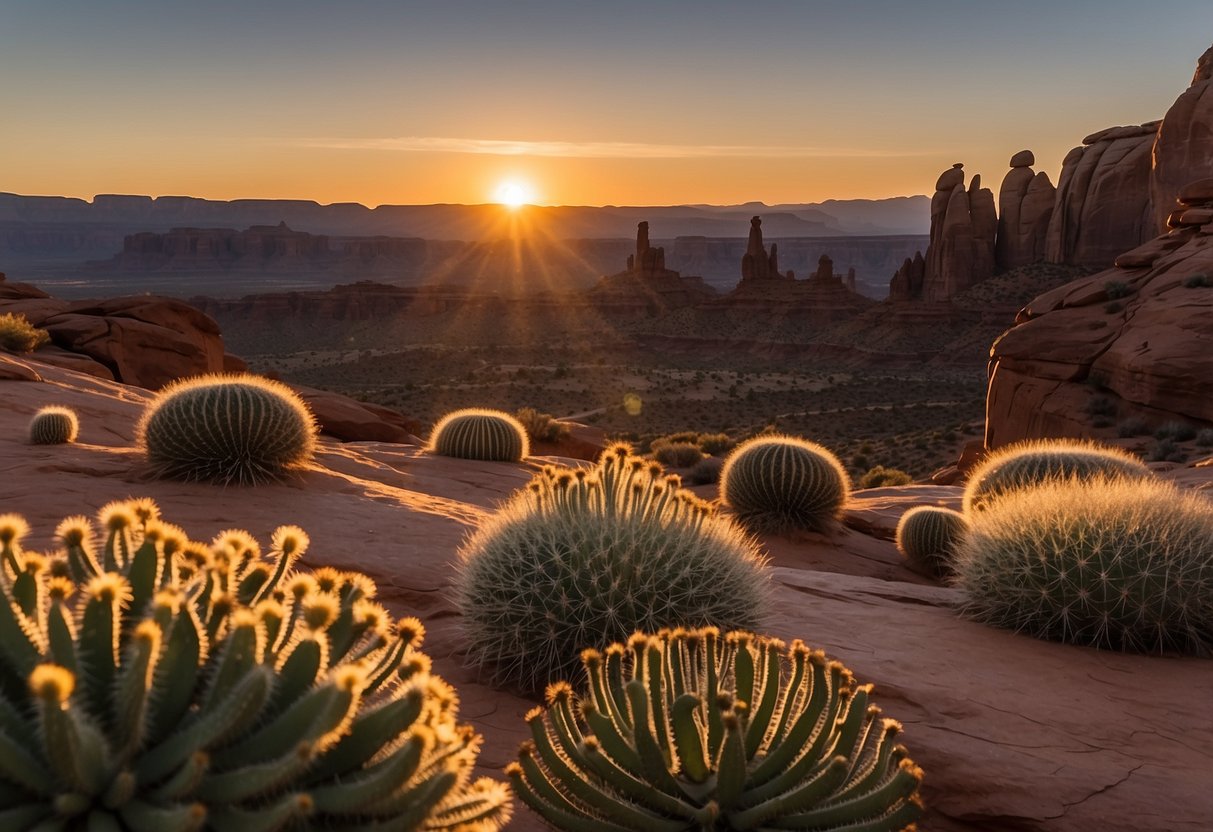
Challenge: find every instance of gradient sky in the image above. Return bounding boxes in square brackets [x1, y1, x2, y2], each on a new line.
[2, 1, 1212, 207]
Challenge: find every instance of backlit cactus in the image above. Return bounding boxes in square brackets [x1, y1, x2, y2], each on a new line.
[29, 405, 79, 445]
[456, 443, 769, 691]
[430, 408, 528, 462]
[895, 506, 969, 579]
[955, 476, 1213, 654]
[962, 439, 1150, 513]
[137, 374, 317, 486]
[720, 435, 849, 532]
[508, 627, 923, 831]
[0, 500, 512, 831]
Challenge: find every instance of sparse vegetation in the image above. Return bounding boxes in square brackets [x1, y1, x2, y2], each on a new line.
[515, 406, 570, 444]
[687, 455, 724, 485]
[0, 312, 50, 353]
[1154, 421, 1197, 442]
[28, 405, 79, 445]
[1184, 273, 1212, 288]
[1104, 280, 1132, 300]
[858, 465, 913, 488]
[508, 628, 923, 831]
[1117, 416, 1149, 437]
[650, 439, 705, 468]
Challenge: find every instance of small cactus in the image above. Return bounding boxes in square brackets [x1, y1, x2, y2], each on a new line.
[29, 406, 79, 445]
[508, 627, 923, 831]
[895, 506, 969, 578]
[430, 408, 528, 462]
[962, 439, 1151, 513]
[955, 476, 1213, 654]
[0, 500, 512, 830]
[457, 443, 769, 691]
[137, 374, 317, 485]
[720, 435, 849, 532]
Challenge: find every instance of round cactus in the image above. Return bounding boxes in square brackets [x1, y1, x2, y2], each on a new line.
[962, 439, 1150, 513]
[137, 374, 317, 486]
[429, 408, 528, 462]
[456, 443, 769, 691]
[895, 506, 969, 578]
[29, 405, 79, 445]
[954, 476, 1213, 654]
[508, 627, 923, 831]
[0, 499, 512, 831]
[720, 435, 849, 532]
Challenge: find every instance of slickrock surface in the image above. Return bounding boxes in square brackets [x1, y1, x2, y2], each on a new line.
[2, 358, 1210, 831]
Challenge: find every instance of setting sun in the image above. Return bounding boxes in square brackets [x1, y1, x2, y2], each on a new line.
[494, 179, 536, 208]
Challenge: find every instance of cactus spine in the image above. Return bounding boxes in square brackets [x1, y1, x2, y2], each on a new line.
[457, 443, 769, 691]
[429, 408, 529, 462]
[962, 439, 1150, 513]
[0, 500, 512, 830]
[137, 374, 317, 486]
[29, 406, 79, 445]
[895, 506, 969, 578]
[508, 627, 923, 831]
[720, 435, 849, 532]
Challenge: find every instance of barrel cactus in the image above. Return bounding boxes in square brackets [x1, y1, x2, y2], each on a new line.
[137, 374, 317, 486]
[429, 408, 528, 462]
[895, 506, 969, 579]
[955, 476, 1213, 655]
[720, 435, 849, 532]
[508, 627, 923, 831]
[0, 499, 512, 830]
[29, 405, 79, 445]
[456, 443, 769, 691]
[962, 439, 1150, 513]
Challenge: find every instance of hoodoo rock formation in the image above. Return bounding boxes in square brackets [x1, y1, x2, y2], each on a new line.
[587, 221, 717, 311]
[995, 151, 1055, 270]
[986, 179, 1213, 447]
[923, 165, 996, 302]
[739, 216, 793, 282]
[625, 221, 670, 277]
[1151, 44, 1213, 232]
[888, 251, 926, 302]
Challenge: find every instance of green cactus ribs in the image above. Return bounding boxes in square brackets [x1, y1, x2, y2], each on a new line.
[720, 435, 850, 533]
[895, 506, 969, 579]
[0, 499, 512, 831]
[429, 407, 529, 462]
[136, 374, 318, 486]
[29, 406, 80, 445]
[508, 627, 923, 831]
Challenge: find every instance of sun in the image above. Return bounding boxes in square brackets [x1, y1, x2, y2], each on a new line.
[494, 179, 535, 208]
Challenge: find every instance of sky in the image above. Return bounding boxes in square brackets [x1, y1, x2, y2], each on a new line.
[2, 1, 1212, 207]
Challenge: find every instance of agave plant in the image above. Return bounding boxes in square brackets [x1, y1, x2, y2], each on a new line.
[507, 627, 923, 831]
[0, 499, 511, 831]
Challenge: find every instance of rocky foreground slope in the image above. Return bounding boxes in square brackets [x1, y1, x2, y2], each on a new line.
[1, 353, 1209, 831]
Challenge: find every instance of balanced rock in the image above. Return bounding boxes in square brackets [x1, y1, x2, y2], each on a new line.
[1151, 43, 1213, 232]
[922, 165, 995, 302]
[996, 151, 1055, 270]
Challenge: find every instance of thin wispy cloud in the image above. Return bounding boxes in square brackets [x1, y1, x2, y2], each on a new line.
[285, 136, 928, 159]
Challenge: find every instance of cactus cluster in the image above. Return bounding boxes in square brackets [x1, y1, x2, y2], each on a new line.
[0, 500, 511, 831]
[456, 443, 769, 691]
[29, 405, 79, 445]
[430, 408, 528, 462]
[962, 439, 1150, 513]
[894, 506, 969, 579]
[720, 435, 850, 532]
[137, 374, 317, 486]
[508, 627, 923, 831]
[954, 476, 1213, 655]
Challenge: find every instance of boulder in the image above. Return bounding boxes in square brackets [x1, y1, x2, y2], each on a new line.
[289, 383, 423, 444]
[1151, 44, 1213, 231]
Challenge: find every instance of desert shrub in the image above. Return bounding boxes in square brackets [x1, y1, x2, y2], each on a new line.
[962, 439, 1151, 513]
[1117, 416, 1149, 437]
[0, 312, 49, 353]
[0, 499, 512, 830]
[508, 628, 923, 831]
[651, 440, 705, 468]
[430, 407, 528, 462]
[456, 444, 769, 690]
[696, 432, 735, 455]
[1184, 273, 1211, 288]
[895, 506, 969, 578]
[687, 455, 724, 485]
[1150, 438, 1187, 463]
[515, 406, 570, 444]
[1104, 301, 1123, 314]
[137, 375, 316, 486]
[1104, 280, 1131, 299]
[28, 406, 79, 445]
[1086, 395, 1117, 418]
[1196, 428, 1213, 447]
[954, 477, 1213, 655]
[858, 465, 913, 489]
[721, 436, 849, 532]
[1154, 421, 1197, 442]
